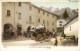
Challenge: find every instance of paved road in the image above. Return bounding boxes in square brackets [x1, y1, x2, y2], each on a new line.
[2, 36, 39, 46]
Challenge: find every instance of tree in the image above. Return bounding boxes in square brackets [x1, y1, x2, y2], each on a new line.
[63, 10, 69, 19]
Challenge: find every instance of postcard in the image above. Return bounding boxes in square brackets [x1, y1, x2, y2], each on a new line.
[0, 0, 79, 51]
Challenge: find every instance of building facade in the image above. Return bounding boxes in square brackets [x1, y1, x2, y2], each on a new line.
[57, 18, 67, 34]
[57, 19, 67, 27]
[64, 17, 78, 38]
[2, 2, 58, 36]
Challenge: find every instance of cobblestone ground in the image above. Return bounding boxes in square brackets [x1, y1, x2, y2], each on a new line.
[2, 36, 78, 46]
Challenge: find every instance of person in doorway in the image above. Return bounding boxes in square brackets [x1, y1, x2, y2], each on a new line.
[17, 25, 22, 36]
[27, 26, 31, 38]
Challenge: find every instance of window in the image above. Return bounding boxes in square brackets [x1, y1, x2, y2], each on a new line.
[7, 10, 10, 16]
[43, 20, 45, 24]
[70, 26, 71, 31]
[38, 9, 40, 13]
[38, 18, 40, 23]
[29, 16, 32, 22]
[59, 21, 62, 23]
[43, 12, 45, 15]
[29, 6, 32, 10]
[47, 21, 49, 26]
[47, 13, 49, 16]
[18, 13, 21, 19]
[29, 16, 32, 25]
[19, 2, 21, 6]
[43, 20, 45, 26]
[59, 24, 62, 26]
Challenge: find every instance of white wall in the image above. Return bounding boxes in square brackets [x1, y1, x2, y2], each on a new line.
[64, 17, 78, 38]
[57, 19, 67, 27]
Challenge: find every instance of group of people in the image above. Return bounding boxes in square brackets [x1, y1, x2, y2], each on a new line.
[23, 26, 58, 41]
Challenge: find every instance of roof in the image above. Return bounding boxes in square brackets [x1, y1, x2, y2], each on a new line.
[64, 16, 78, 26]
[25, 2, 59, 18]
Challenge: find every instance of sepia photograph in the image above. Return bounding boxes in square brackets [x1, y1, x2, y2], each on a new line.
[2, 2, 78, 46]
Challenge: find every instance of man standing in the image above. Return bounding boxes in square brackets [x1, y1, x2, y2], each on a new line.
[54, 37, 58, 46]
[27, 26, 31, 38]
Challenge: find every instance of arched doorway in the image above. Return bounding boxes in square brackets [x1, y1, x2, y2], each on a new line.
[3, 23, 14, 39]
[4, 23, 13, 33]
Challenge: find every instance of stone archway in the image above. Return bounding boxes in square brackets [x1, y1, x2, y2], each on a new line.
[3, 23, 14, 39]
[4, 23, 13, 33]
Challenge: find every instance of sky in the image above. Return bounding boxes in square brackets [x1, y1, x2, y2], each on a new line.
[32, 2, 78, 9]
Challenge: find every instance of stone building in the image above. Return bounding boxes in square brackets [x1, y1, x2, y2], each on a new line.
[2, 2, 58, 36]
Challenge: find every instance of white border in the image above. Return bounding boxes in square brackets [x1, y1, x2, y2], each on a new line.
[0, 1, 80, 51]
